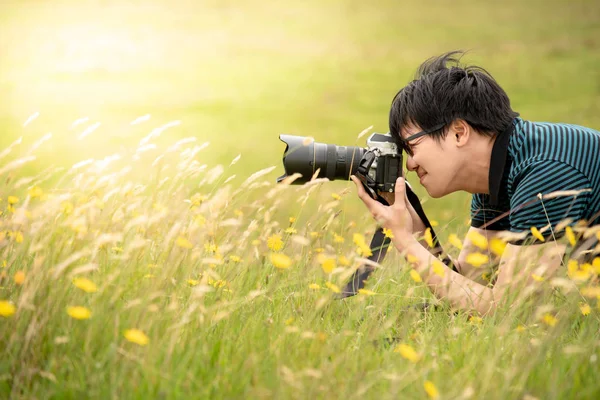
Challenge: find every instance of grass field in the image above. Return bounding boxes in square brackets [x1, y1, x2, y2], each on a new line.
[1, 0, 600, 398]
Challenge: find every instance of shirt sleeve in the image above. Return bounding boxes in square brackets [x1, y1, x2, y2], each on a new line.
[509, 160, 592, 243]
[470, 193, 511, 231]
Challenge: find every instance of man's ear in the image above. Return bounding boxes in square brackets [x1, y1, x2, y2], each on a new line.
[451, 119, 471, 148]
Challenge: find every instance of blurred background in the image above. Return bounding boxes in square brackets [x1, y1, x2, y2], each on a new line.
[1, 0, 599, 222]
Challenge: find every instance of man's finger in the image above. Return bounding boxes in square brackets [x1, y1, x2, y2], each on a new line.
[394, 177, 406, 208]
[350, 175, 377, 208]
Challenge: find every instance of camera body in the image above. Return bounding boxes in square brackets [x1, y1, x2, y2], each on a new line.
[277, 132, 402, 197]
[357, 132, 402, 195]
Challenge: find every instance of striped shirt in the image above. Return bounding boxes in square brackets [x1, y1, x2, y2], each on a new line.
[471, 117, 600, 243]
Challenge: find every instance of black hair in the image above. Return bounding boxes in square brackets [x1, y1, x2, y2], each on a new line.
[389, 51, 519, 151]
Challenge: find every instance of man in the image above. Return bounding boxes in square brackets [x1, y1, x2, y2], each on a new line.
[351, 51, 600, 315]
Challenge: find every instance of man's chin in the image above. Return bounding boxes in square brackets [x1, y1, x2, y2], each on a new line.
[424, 185, 446, 199]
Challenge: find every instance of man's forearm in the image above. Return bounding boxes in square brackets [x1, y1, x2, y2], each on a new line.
[398, 237, 496, 315]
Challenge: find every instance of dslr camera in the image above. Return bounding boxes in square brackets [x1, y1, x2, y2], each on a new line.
[276, 132, 449, 297]
[276, 132, 401, 197]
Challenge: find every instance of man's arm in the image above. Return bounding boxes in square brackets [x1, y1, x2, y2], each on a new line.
[454, 227, 506, 284]
[400, 236, 566, 315]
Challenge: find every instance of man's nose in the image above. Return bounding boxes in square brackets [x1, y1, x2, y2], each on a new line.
[406, 155, 418, 172]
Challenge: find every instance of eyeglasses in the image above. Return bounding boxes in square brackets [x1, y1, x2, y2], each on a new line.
[401, 123, 446, 155]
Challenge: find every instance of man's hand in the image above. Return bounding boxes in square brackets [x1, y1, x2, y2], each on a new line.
[351, 175, 414, 247]
[377, 186, 427, 235]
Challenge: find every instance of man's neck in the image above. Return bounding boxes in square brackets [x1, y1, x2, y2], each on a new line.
[458, 137, 495, 194]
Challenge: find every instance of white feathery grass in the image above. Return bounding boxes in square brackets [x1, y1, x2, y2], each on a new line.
[70, 117, 90, 128]
[77, 122, 101, 140]
[229, 154, 241, 166]
[23, 112, 40, 127]
[130, 114, 151, 125]
[0, 155, 36, 175]
[27, 132, 53, 154]
[71, 159, 95, 170]
[242, 166, 276, 187]
[167, 137, 196, 152]
[0, 137, 23, 161]
[139, 120, 181, 146]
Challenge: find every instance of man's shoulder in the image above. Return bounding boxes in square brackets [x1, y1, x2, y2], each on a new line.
[509, 118, 600, 181]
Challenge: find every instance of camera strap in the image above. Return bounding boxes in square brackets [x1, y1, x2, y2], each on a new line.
[339, 181, 454, 298]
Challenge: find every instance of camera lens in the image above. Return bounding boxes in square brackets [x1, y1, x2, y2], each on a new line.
[277, 135, 366, 184]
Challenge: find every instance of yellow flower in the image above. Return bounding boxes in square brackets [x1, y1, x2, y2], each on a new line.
[382, 228, 394, 239]
[209, 279, 227, 288]
[467, 230, 488, 249]
[531, 274, 545, 282]
[267, 234, 283, 251]
[320, 257, 336, 274]
[288, 217, 296, 224]
[409, 269, 422, 283]
[530, 227, 545, 242]
[358, 289, 375, 296]
[593, 258, 600, 275]
[423, 380, 440, 399]
[203, 242, 218, 253]
[406, 254, 419, 265]
[190, 193, 208, 206]
[469, 316, 483, 325]
[72, 277, 98, 293]
[187, 279, 199, 286]
[579, 302, 591, 316]
[432, 261, 445, 277]
[270, 253, 292, 269]
[448, 234, 463, 250]
[423, 228, 434, 248]
[489, 238, 507, 257]
[309, 231, 320, 239]
[331, 193, 341, 200]
[353, 233, 367, 246]
[515, 325, 527, 332]
[466, 252, 489, 267]
[0, 301, 16, 317]
[542, 313, 557, 327]
[61, 201, 74, 215]
[14, 232, 24, 243]
[333, 234, 345, 243]
[430, 220, 439, 227]
[285, 317, 295, 325]
[338, 255, 351, 266]
[284, 227, 297, 234]
[7, 196, 19, 205]
[565, 226, 577, 247]
[14, 271, 25, 285]
[394, 343, 421, 363]
[28, 186, 44, 198]
[176, 236, 193, 249]
[568, 260, 591, 282]
[194, 214, 206, 226]
[67, 306, 92, 320]
[124, 329, 149, 346]
[325, 281, 340, 293]
[356, 244, 372, 257]
[309, 283, 321, 290]
[229, 255, 242, 263]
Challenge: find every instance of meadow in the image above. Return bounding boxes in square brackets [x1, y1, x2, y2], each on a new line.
[1, 0, 600, 398]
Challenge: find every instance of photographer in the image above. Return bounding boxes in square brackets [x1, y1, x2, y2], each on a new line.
[352, 51, 600, 315]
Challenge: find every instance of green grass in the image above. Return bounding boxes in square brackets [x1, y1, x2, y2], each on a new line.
[1, 0, 600, 398]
